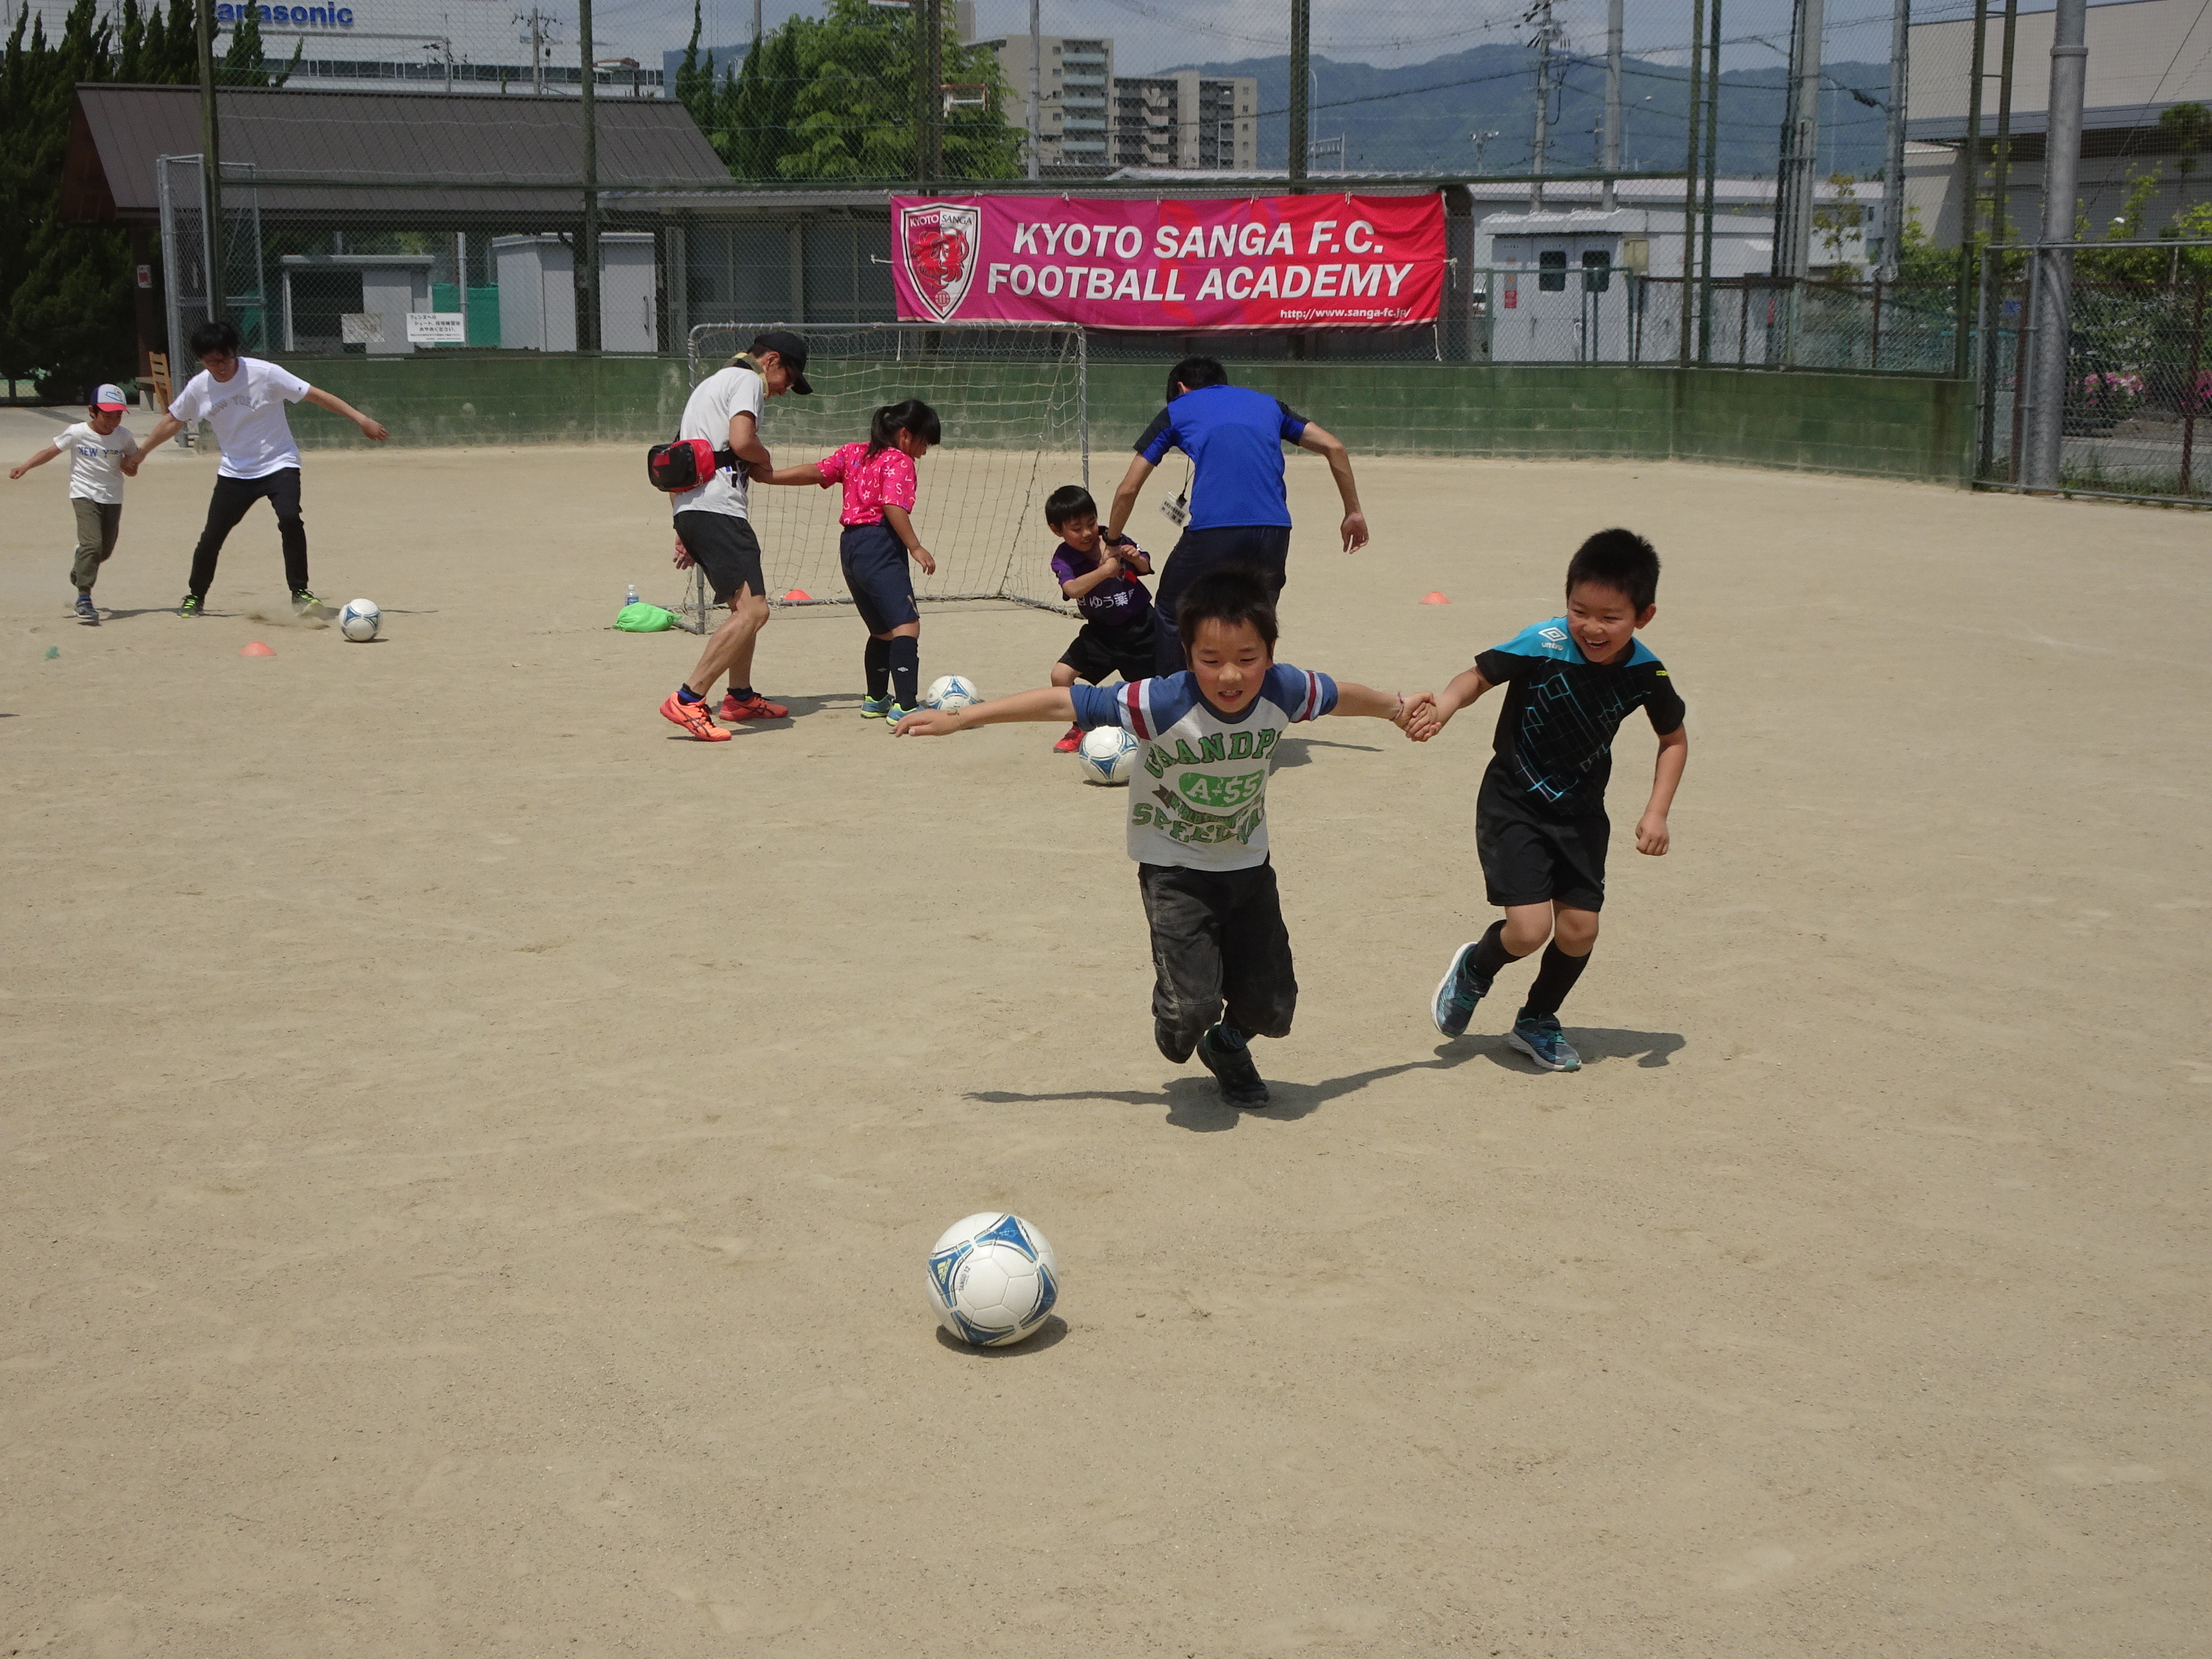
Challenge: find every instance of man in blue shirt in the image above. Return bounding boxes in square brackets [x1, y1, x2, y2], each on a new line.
[1104, 356, 1369, 675]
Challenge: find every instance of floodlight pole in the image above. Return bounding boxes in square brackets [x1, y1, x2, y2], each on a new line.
[195, 0, 226, 328]
[1776, 0, 1824, 283]
[2024, 0, 2087, 490]
[1289, 0, 1311, 191]
[1952, 0, 1989, 379]
[1698, 0, 1722, 363]
[1027, 0, 1041, 180]
[1977, 0, 2020, 467]
[917, 0, 943, 187]
[578, 0, 600, 351]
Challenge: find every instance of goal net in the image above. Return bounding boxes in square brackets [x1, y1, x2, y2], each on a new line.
[682, 322, 1087, 626]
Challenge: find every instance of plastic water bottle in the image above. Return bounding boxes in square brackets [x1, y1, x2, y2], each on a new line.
[625, 583, 640, 607]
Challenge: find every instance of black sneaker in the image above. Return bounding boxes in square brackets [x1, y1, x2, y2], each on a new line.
[291, 589, 326, 616]
[178, 594, 205, 617]
[74, 594, 99, 625]
[1197, 1024, 1270, 1107]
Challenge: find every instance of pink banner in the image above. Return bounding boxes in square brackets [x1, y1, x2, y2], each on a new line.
[891, 193, 1446, 331]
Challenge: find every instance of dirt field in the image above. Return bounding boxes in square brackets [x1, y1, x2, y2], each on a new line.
[2, 429, 2205, 1657]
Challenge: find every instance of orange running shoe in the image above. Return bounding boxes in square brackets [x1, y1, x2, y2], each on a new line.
[719, 691, 789, 722]
[1052, 723, 1083, 753]
[660, 691, 731, 741]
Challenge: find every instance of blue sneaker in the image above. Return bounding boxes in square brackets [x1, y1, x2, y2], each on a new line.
[1507, 1011, 1581, 1072]
[1430, 940, 1493, 1037]
[860, 694, 892, 719]
[885, 702, 919, 729]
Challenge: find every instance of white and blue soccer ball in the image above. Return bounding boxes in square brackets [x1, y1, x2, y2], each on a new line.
[927, 1212, 1059, 1347]
[924, 674, 980, 712]
[338, 597, 381, 642]
[1075, 725, 1140, 786]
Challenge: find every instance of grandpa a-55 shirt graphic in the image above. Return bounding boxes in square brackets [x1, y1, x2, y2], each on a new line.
[1070, 665, 1337, 872]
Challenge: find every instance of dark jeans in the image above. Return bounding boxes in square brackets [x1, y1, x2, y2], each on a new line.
[189, 468, 306, 599]
[1151, 524, 1293, 675]
[1137, 860, 1298, 1062]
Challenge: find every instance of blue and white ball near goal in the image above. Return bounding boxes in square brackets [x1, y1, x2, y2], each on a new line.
[924, 674, 980, 711]
[927, 1212, 1059, 1347]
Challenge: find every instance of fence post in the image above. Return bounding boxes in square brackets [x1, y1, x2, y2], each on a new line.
[1871, 278, 1883, 369]
[2184, 277, 2205, 497]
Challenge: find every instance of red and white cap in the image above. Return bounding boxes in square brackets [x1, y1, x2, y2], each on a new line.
[92, 384, 129, 411]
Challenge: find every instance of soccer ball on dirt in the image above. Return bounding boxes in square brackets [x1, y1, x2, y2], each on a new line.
[925, 674, 980, 711]
[1075, 726, 1139, 786]
[338, 598, 381, 642]
[927, 1212, 1059, 1348]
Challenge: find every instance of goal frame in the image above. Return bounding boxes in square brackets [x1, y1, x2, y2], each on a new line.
[676, 321, 1088, 633]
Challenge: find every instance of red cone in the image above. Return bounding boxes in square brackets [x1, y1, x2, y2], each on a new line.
[782, 588, 813, 603]
[1419, 591, 1450, 606]
[241, 641, 275, 656]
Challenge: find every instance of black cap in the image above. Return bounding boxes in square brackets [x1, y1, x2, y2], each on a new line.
[750, 329, 813, 395]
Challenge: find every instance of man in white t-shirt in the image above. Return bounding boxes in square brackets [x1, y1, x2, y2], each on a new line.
[660, 329, 812, 741]
[127, 319, 389, 616]
[10, 383, 140, 625]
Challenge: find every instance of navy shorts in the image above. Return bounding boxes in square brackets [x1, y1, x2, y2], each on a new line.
[1152, 524, 1293, 675]
[1059, 612, 1158, 683]
[840, 522, 919, 635]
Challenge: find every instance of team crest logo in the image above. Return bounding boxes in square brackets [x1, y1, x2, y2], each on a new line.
[900, 202, 980, 320]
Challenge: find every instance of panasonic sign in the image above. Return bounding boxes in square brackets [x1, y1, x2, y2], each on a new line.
[215, 4, 358, 23]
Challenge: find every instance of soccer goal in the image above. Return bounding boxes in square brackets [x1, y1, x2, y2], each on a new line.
[680, 321, 1088, 631]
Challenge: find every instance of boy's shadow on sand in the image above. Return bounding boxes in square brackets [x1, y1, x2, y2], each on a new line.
[967, 1030, 1684, 1132]
[1267, 736, 1379, 770]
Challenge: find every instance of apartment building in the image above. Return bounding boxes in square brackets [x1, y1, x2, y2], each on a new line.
[985, 33, 1256, 174]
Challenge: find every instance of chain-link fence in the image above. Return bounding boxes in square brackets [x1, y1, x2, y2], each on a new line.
[1976, 246, 2212, 506]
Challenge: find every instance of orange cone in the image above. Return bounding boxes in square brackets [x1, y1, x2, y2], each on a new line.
[782, 588, 813, 603]
[241, 641, 275, 656]
[1419, 591, 1450, 605]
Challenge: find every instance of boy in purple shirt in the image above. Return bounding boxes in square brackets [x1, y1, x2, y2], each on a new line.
[1044, 484, 1156, 752]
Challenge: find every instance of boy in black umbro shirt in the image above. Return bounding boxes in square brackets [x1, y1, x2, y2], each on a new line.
[1406, 529, 1689, 1070]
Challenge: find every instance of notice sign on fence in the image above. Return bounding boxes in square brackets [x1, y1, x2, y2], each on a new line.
[405, 312, 467, 346]
[890, 193, 1446, 331]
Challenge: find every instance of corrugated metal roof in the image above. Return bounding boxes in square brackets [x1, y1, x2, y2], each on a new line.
[67, 84, 730, 223]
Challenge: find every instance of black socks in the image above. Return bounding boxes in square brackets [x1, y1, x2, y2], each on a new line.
[1522, 943, 1591, 1018]
[863, 637, 891, 700]
[1470, 919, 1522, 985]
[887, 635, 920, 708]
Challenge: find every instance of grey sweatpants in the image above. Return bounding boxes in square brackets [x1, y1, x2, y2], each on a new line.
[1137, 860, 1298, 1064]
[71, 498, 122, 591]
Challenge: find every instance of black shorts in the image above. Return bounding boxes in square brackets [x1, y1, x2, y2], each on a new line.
[674, 511, 765, 606]
[1136, 859, 1297, 1061]
[1152, 524, 1293, 675]
[839, 523, 920, 635]
[1059, 612, 1158, 684]
[1475, 771, 1610, 911]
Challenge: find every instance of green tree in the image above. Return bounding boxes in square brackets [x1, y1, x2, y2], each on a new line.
[691, 0, 1020, 183]
[2160, 101, 2208, 210]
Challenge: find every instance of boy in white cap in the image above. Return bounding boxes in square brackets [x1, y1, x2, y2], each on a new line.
[8, 383, 140, 625]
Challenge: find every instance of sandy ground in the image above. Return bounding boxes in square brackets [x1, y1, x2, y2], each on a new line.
[1, 427, 2207, 1657]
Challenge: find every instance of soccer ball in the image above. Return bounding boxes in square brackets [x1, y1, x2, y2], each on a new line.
[926, 1212, 1059, 1347]
[1076, 726, 1139, 786]
[338, 598, 380, 642]
[925, 674, 980, 711]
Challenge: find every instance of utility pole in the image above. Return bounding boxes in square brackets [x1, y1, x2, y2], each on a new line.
[1525, 1, 1561, 212]
[2024, 0, 2086, 489]
[752, 0, 762, 46]
[1977, 0, 2020, 464]
[195, 0, 225, 330]
[1602, 0, 1622, 210]
[1775, 0, 1825, 281]
[1027, 0, 1041, 179]
[1698, 0, 1722, 362]
[1289, 0, 1311, 189]
[578, 0, 599, 351]
[1877, 0, 1910, 280]
[1679, 0, 1704, 365]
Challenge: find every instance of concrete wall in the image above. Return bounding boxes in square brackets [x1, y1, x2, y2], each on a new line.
[275, 354, 1974, 487]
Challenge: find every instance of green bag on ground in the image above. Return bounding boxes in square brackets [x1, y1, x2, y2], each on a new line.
[615, 602, 678, 632]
